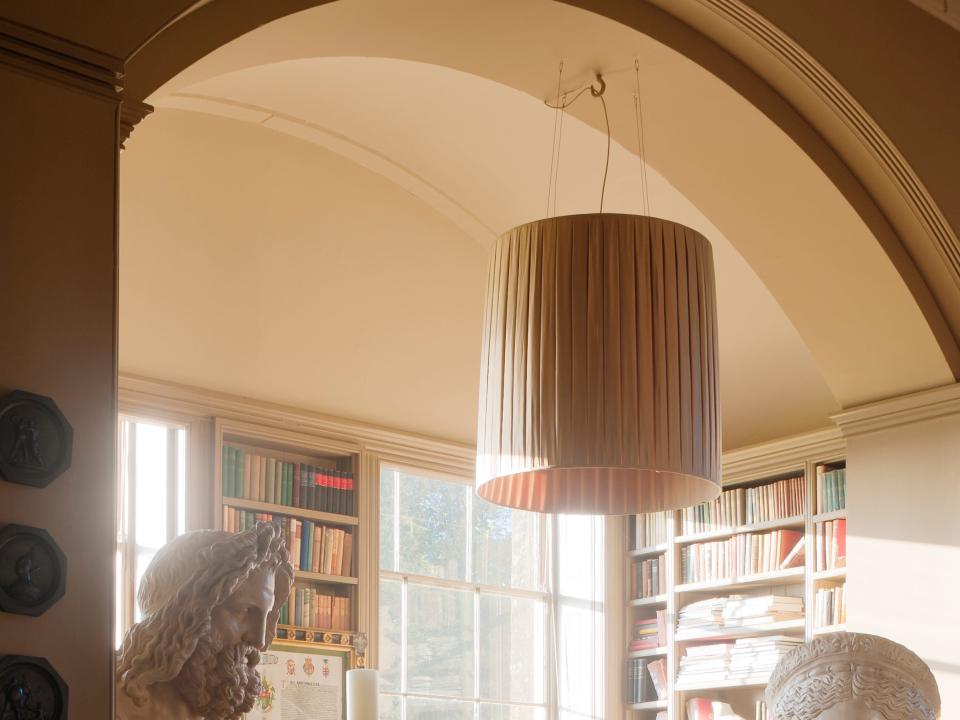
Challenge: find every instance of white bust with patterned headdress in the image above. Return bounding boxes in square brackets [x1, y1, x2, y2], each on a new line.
[765, 632, 940, 720]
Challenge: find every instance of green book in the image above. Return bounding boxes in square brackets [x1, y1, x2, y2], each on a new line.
[222, 446, 231, 497]
[285, 462, 293, 505]
[839, 469, 846, 509]
[266, 457, 276, 505]
[233, 447, 243, 499]
[280, 462, 287, 506]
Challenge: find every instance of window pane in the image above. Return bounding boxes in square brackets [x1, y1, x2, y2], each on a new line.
[380, 694, 402, 720]
[557, 515, 604, 602]
[473, 498, 540, 590]
[406, 584, 474, 696]
[379, 578, 403, 692]
[407, 697, 473, 720]
[176, 428, 186, 535]
[380, 468, 397, 572]
[479, 595, 545, 703]
[134, 422, 169, 549]
[480, 704, 548, 720]
[398, 473, 467, 581]
[557, 604, 604, 719]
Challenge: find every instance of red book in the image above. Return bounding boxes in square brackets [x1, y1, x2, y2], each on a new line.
[836, 519, 847, 567]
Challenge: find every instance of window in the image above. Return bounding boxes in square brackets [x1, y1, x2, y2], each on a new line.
[379, 467, 604, 720]
[115, 416, 188, 645]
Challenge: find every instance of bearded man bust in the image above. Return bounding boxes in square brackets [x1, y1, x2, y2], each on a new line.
[116, 522, 294, 720]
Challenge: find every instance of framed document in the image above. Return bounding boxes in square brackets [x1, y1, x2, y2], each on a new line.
[245, 640, 356, 720]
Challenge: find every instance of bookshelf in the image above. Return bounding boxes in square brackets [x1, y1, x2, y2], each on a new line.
[623, 450, 847, 720]
[214, 418, 365, 640]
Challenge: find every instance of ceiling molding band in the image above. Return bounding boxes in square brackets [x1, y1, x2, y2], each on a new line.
[120, 374, 846, 491]
[832, 382, 960, 438]
[0, 18, 123, 100]
[694, 0, 960, 295]
[120, 99, 154, 150]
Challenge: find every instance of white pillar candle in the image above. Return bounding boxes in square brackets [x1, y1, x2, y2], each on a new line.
[346, 668, 379, 720]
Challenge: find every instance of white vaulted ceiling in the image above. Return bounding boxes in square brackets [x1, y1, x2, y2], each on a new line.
[119, 0, 952, 450]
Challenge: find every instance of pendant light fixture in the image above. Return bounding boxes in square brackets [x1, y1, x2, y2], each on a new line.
[475, 69, 721, 515]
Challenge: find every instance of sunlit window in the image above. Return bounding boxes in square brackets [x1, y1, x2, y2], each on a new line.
[378, 466, 604, 720]
[116, 416, 187, 646]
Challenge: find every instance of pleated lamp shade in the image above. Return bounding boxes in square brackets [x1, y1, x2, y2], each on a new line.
[476, 213, 722, 515]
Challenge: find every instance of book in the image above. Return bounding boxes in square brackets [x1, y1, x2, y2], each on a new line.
[647, 658, 667, 699]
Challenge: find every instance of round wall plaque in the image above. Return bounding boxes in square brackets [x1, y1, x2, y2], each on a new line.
[0, 390, 73, 488]
[0, 655, 68, 720]
[0, 525, 67, 617]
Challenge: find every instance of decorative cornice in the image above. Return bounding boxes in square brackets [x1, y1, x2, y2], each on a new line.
[121, 374, 852, 489]
[119, 99, 154, 150]
[0, 18, 122, 100]
[832, 382, 960, 438]
[118, 374, 476, 478]
[693, 0, 960, 293]
[721, 426, 844, 485]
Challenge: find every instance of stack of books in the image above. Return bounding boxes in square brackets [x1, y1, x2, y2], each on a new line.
[677, 636, 803, 688]
[816, 466, 846, 514]
[630, 512, 669, 549]
[676, 595, 803, 639]
[815, 519, 846, 571]
[629, 612, 667, 651]
[679, 529, 804, 583]
[727, 636, 803, 683]
[221, 445, 355, 516]
[279, 588, 350, 630]
[815, 584, 846, 627]
[631, 555, 666, 599]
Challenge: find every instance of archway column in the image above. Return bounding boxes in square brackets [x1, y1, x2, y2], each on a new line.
[0, 19, 124, 718]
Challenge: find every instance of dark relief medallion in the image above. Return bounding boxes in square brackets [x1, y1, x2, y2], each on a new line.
[0, 391, 73, 489]
[0, 655, 67, 720]
[0, 526, 66, 617]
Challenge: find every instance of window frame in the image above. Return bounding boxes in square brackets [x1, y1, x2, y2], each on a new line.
[115, 413, 190, 643]
[378, 463, 606, 720]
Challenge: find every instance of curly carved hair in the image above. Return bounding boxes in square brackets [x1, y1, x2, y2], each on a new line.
[116, 522, 293, 708]
[766, 632, 940, 720]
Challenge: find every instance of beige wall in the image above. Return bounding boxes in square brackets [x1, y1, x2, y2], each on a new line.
[846, 409, 960, 716]
[0, 64, 119, 716]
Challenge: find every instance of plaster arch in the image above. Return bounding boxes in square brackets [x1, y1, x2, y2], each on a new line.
[121, 0, 960, 388]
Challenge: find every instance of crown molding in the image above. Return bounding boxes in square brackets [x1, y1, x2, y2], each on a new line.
[118, 374, 476, 478]
[0, 18, 123, 100]
[832, 383, 960, 438]
[720, 426, 845, 485]
[119, 99, 154, 150]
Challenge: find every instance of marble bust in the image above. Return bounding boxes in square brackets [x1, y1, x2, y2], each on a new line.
[766, 632, 940, 720]
[116, 522, 294, 720]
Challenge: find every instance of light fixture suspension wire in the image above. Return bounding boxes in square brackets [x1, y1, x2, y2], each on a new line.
[633, 59, 651, 215]
[591, 75, 611, 214]
[546, 62, 564, 218]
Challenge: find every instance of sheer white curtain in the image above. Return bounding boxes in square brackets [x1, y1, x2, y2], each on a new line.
[553, 515, 605, 720]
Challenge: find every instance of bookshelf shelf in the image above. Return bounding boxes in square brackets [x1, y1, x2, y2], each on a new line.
[223, 496, 359, 527]
[629, 543, 669, 558]
[674, 515, 806, 544]
[295, 570, 359, 586]
[675, 567, 805, 594]
[623, 455, 848, 718]
[628, 594, 669, 608]
[676, 678, 769, 692]
[215, 418, 365, 636]
[813, 623, 847, 635]
[674, 619, 805, 643]
[628, 700, 668, 711]
[813, 568, 846, 581]
[628, 646, 669, 659]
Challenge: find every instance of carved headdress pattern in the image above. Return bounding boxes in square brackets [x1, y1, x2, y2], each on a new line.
[765, 632, 940, 720]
